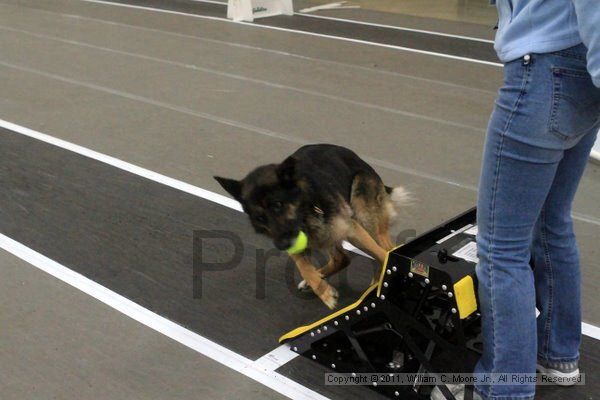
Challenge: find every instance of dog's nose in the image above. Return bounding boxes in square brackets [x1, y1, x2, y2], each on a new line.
[274, 237, 293, 251]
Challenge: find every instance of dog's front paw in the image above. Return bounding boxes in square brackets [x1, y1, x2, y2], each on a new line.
[321, 286, 339, 310]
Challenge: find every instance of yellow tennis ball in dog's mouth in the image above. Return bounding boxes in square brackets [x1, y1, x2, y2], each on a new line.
[287, 231, 308, 255]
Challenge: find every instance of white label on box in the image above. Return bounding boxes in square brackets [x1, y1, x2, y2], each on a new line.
[452, 241, 479, 264]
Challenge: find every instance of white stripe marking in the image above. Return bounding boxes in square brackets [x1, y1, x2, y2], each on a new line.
[1, 119, 599, 340]
[190, 0, 229, 4]
[295, 13, 495, 44]
[582, 323, 600, 341]
[0, 119, 243, 211]
[342, 242, 372, 259]
[299, 4, 360, 13]
[572, 212, 600, 227]
[190, 0, 495, 43]
[0, 3, 496, 95]
[76, 0, 502, 67]
[254, 344, 300, 371]
[0, 233, 326, 400]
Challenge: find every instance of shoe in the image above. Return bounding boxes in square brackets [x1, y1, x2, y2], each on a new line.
[430, 384, 482, 400]
[536, 359, 580, 387]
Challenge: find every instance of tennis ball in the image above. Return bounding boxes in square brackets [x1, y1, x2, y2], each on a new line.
[287, 231, 308, 255]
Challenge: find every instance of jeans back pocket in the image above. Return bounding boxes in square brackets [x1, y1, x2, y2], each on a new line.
[550, 67, 600, 141]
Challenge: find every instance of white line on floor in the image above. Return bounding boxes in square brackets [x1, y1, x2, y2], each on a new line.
[1, 119, 599, 341]
[295, 13, 495, 44]
[190, 0, 229, 4]
[0, 3, 495, 95]
[254, 344, 300, 371]
[189, 0, 495, 43]
[572, 212, 600, 227]
[0, 118, 240, 211]
[0, 233, 322, 400]
[76, 0, 503, 67]
[582, 322, 600, 340]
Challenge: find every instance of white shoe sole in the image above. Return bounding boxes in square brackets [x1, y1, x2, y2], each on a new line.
[536, 364, 580, 387]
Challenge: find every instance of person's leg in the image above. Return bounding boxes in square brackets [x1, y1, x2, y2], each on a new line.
[475, 125, 561, 399]
[475, 43, 600, 399]
[533, 126, 599, 371]
[474, 54, 565, 400]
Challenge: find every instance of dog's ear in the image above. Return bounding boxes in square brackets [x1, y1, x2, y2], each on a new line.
[276, 156, 296, 185]
[214, 176, 242, 200]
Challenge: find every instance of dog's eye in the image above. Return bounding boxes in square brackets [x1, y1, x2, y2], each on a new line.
[256, 215, 267, 224]
[272, 201, 283, 211]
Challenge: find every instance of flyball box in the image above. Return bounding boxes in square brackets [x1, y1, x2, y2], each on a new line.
[280, 207, 482, 400]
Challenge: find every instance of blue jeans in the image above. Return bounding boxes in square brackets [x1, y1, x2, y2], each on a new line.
[474, 44, 600, 400]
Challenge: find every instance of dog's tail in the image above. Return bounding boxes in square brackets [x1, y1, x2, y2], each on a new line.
[385, 185, 413, 218]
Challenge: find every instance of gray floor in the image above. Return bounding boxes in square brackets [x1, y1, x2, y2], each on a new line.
[0, 249, 285, 400]
[0, 0, 598, 399]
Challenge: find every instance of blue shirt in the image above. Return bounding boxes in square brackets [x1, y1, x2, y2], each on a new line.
[492, 0, 600, 87]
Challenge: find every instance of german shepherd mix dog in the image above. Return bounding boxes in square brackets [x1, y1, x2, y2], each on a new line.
[215, 144, 410, 309]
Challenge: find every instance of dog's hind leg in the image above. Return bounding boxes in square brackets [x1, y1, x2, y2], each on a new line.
[376, 205, 396, 251]
[346, 220, 387, 265]
[291, 254, 339, 309]
[349, 174, 392, 257]
[346, 220, 389, 285]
